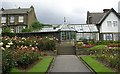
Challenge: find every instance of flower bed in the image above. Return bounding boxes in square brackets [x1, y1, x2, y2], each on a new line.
[96, 47, 120, 71]
[11, 56, 53, 73]
[81, 56, 114, 72]
[78, 40, 120, 72]
[75, 41, 95, 49]
[13, 46, 40, 69]
[87, 44, 120, 72]
[1, 36, 56, 73]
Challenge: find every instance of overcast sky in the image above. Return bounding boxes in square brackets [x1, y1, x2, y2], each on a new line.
[1, 0, 120, 24]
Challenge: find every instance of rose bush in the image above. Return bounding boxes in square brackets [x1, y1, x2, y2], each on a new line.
[96, 47, 120, 72]
[2, 48, 16, 74]
[2, 36, 57, 73]
[13, 46, 40, 68]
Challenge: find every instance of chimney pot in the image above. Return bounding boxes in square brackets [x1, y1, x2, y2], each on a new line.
[1, 8, 4, 11]
[103, 9, 110, 13]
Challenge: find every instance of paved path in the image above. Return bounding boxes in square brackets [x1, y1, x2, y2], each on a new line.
[49, 55, 92, 73]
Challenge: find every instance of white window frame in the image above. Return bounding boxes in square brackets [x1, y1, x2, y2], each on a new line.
[1, 17, 6, 23]
[113, 34, 118, 41]
[18, 16, 24, 23]
[10, 16, 14, 23]
[16, 26, 25, 33]
[104, 34, 112, 40]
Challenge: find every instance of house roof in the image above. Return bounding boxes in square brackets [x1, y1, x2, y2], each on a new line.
[99, 8, 120, 24]
[87, 8, 120, 25]
[88, 13, 105, 24]
[0, 8, 32, 15]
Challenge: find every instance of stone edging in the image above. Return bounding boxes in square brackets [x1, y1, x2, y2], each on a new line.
[46, 56, 56, 74]
[77, 56, 97, 74]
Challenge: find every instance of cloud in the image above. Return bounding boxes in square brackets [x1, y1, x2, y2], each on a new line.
[1, 0, 120, 24]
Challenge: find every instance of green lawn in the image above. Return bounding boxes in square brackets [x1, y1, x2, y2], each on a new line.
[81, 56, 114, 73]
[88, 45, 106, 50]
[11, 56, 53, 73]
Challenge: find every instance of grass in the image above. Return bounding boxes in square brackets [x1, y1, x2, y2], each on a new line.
[11, 56, 53, 73]
[81, 56, 114, 73]
[28, 56, 53, 72]
[88, 45, 106, 50]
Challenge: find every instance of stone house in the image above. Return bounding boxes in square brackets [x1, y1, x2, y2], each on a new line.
[0, 6, 37, 33]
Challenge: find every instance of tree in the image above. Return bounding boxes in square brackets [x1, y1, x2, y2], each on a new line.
[2, 27, 12, 33]
[2, 27, 16, 37]
[22, 27, 32, 33]
[31, 21, 43, 30]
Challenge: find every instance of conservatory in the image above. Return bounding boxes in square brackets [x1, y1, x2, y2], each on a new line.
[69, 24, 99, 41]
[34, 24, 99, 41]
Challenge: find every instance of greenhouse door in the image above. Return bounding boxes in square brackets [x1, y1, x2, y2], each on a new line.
[60, 31, 76, 41]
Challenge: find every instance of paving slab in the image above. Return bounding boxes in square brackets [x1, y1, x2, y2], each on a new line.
[49, 55, 93, 73]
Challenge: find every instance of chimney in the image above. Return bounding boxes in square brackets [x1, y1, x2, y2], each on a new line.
[30, 5, 34, 9]
[18, 7, 21, 9]
[103, 9, 110, 13]
[1, 8, 4, 11]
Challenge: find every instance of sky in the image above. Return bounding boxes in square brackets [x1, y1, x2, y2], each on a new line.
[1, 0, 120, 24]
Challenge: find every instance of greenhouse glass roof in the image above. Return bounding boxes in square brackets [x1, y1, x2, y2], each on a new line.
[35, 24, 98, 33]
[69, 24, 98, 32]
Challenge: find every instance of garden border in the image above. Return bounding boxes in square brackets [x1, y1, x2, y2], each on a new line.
[46, 56, 55, 74]
[77, 56, 96, 74]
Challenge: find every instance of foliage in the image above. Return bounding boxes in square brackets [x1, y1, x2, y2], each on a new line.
[31, 21, 43, 30]
[2, 49, 16, 74]
[95, 47, 120, 72]
[2, 36, 56, 51]
[21, 21, 43, 32]
[81, 56, 114, 72]
[22, 27, 32, 32]
[2, 36, 56, 73]
[89, 40, 120, 45]
[2, 27, 16, 37]
[37, 37, 56, 51]
[75, 42, 84, 48]
[2, 27, 12, 33]
[89, 45, 106, 50]
[11, 56, 53, 72]
[13, 46, 40, 68]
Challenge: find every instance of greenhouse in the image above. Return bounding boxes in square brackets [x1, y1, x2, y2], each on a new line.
[69, 24, 99, 41]
[34, 24, 99, 41]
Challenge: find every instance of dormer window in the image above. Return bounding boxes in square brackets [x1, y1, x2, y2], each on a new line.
[18, 16, 24, 23]
[107, 21, 112, 27]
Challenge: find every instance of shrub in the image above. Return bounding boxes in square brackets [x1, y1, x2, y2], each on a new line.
[13, 46, 40, 68]
[37, 37, 56, 51]
[2, 49, 16, 73]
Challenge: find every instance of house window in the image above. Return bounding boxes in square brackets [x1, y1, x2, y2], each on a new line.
[10, 16, 14, 23]
[113, 21, 117, 27]
[18, 16, 24, 22]
[113, 34, 118, 41]
[1, 17, 6, 23]
[107, 21, 112, 27]
[104, 34, 112, 40]
[16, 26, 25, 33]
